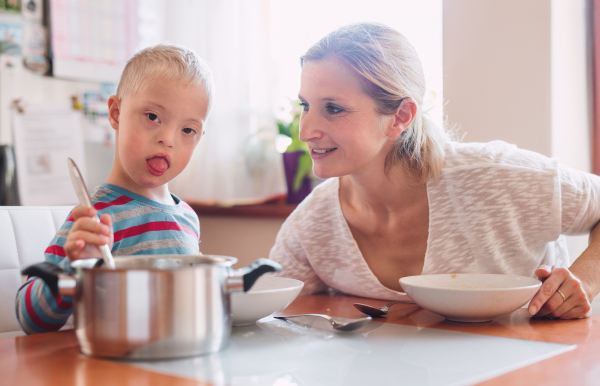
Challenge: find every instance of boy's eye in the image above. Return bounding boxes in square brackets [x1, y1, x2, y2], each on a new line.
[299, 102, 309, 112]
[146, 113, 160, 123]
[182, 128, 197, 135]
[326, 104, 343, 115]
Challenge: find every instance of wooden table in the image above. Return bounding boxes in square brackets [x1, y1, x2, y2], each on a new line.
[1, 293, 598, 385]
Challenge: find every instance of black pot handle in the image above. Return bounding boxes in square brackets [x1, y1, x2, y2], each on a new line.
[22, 262, 65, 296]
[236, 258, 282, 292]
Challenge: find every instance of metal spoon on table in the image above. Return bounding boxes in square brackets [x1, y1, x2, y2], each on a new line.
[354, 300, 415, 317]
[67, 158, 116, 269]
[274, 314, 372, 332]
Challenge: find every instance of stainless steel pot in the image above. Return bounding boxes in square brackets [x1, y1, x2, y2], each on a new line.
[23, 255, 281, 359]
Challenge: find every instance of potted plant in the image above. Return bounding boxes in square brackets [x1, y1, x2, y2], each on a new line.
[277, 104, 313, 204]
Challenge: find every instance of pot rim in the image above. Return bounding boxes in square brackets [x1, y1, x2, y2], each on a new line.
[72, 254, 238, 272]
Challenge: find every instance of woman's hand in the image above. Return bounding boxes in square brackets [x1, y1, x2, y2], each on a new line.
[64, 206, 113, 262]
[528, 264, 592, 319]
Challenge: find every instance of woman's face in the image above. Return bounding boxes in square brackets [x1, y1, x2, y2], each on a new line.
[298, 58, 396, 179]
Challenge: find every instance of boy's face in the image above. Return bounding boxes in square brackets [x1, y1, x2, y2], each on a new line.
[108, 78, 209, 193]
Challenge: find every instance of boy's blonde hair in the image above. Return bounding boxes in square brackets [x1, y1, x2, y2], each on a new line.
[301, 22, 449, 183]
[116, 44, 214, 113]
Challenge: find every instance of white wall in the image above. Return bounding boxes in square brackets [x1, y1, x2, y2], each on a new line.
[443, 0, 552, 155]
[443, 0, 593, 261]
[551, 0, 592, 173]
[0, 63, 102, 146]
[197, 215, 285, 269]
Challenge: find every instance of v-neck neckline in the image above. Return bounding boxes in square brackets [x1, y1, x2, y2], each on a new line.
[332, 177, 432, 296]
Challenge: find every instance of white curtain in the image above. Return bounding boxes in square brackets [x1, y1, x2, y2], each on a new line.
[161, 0, 442, 204]
[164, 0, 287, 205]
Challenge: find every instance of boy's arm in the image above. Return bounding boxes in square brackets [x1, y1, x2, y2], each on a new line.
[15, 222, 75, 334]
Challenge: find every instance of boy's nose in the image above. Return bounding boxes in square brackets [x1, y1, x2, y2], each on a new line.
[157, 127, 177, 147]
[299, 113, 321, 143]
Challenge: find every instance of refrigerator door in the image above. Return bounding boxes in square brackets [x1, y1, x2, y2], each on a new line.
[0, 145, 19, 205]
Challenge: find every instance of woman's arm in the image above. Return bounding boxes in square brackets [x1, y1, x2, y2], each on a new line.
[527, 158, 600, 320]
[528, 221, 600, 319]
[569, 221, 600, 301]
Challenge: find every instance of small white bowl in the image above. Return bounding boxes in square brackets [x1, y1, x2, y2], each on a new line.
[231, 276, 304, 326]
[399, 274, 542, 322]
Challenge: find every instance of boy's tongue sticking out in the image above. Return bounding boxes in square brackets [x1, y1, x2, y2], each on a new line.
[147, 156, 169, 175]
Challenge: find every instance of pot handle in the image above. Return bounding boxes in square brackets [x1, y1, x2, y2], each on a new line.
[22, 262, 75, 297]
[227, 258, 282, 293]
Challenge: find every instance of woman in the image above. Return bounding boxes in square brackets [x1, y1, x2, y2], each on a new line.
[269, 22, 600, 320]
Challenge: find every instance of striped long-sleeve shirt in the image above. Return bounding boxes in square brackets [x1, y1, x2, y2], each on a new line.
[15, 183, 200, 334]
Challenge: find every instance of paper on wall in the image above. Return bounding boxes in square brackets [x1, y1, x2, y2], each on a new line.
[48, 0, 163, 83]
[12, 103, 85, 205]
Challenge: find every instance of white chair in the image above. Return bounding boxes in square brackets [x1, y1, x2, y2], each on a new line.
[0, 206, 74, 338]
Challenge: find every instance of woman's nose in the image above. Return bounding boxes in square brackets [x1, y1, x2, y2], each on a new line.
[299, 113, 320, 143]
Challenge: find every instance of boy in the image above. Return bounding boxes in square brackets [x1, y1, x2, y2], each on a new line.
[16, 44, 214, 334]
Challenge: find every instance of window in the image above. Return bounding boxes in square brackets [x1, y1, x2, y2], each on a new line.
[593, 0, 600, 175]
[167, 0, 443, 204]
[270, 0, 443, 128]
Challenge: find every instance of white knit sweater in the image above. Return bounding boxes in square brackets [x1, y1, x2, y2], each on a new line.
[269, 141, 600, 301]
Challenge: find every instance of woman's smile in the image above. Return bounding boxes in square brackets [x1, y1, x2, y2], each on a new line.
[310, 147, 338, 158]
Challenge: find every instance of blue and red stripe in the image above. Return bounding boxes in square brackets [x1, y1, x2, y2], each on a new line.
[24, 280, 65, 331]
[66, 195, 134, 221]
[16, 183, 200, 335]
[114, 221, 198, 242]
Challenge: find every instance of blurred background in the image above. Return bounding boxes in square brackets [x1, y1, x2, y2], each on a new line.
[0, 0, 596, 267]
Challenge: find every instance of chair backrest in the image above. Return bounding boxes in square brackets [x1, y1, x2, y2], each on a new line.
[0, 206, 74, 338]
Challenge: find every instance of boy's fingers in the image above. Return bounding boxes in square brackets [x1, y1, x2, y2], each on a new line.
[99, 214, 112, 227]
[68, 230, 110, 246]
[65, 239, 84, 252]
[71, 205, 96, 220]
[71, 217, 111, 236]
[64, 239, 86, 261]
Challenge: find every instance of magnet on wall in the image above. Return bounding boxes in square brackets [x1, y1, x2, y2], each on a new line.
[23, 55, 48, 74]
[23, 0, 42, 23]
[3, 0, 21, 13]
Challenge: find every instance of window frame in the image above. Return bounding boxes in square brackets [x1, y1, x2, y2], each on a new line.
[593, 0, 600, 174]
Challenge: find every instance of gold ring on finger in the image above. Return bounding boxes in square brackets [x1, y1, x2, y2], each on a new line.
[557, 289, 566, 302]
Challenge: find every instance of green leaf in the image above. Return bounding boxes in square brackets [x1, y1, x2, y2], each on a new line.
[278, 122, 291, 137]
[293, 151, 313, 192]
[286, 115, 305, 152]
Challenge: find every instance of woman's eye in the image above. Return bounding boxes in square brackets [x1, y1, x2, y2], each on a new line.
[299, 102, 309, 112]
[146, 113, 160, 123]
[182, 128, 197, 135]
[326, 105, 343, 114]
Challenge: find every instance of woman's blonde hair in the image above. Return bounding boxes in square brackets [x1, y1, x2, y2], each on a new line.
[116, 44, 214, 113]
[301, 22, 448, 183]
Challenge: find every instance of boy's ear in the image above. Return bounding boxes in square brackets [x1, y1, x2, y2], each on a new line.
[386, 98, 417, 138]
[107, 96, 121, 130]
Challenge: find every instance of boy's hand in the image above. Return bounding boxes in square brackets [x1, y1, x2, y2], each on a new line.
[64, 206, 113, 262]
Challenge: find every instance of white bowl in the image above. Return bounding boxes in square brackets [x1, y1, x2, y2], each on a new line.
[231, 276, 304, 326]
[399, 274, 542, 322]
